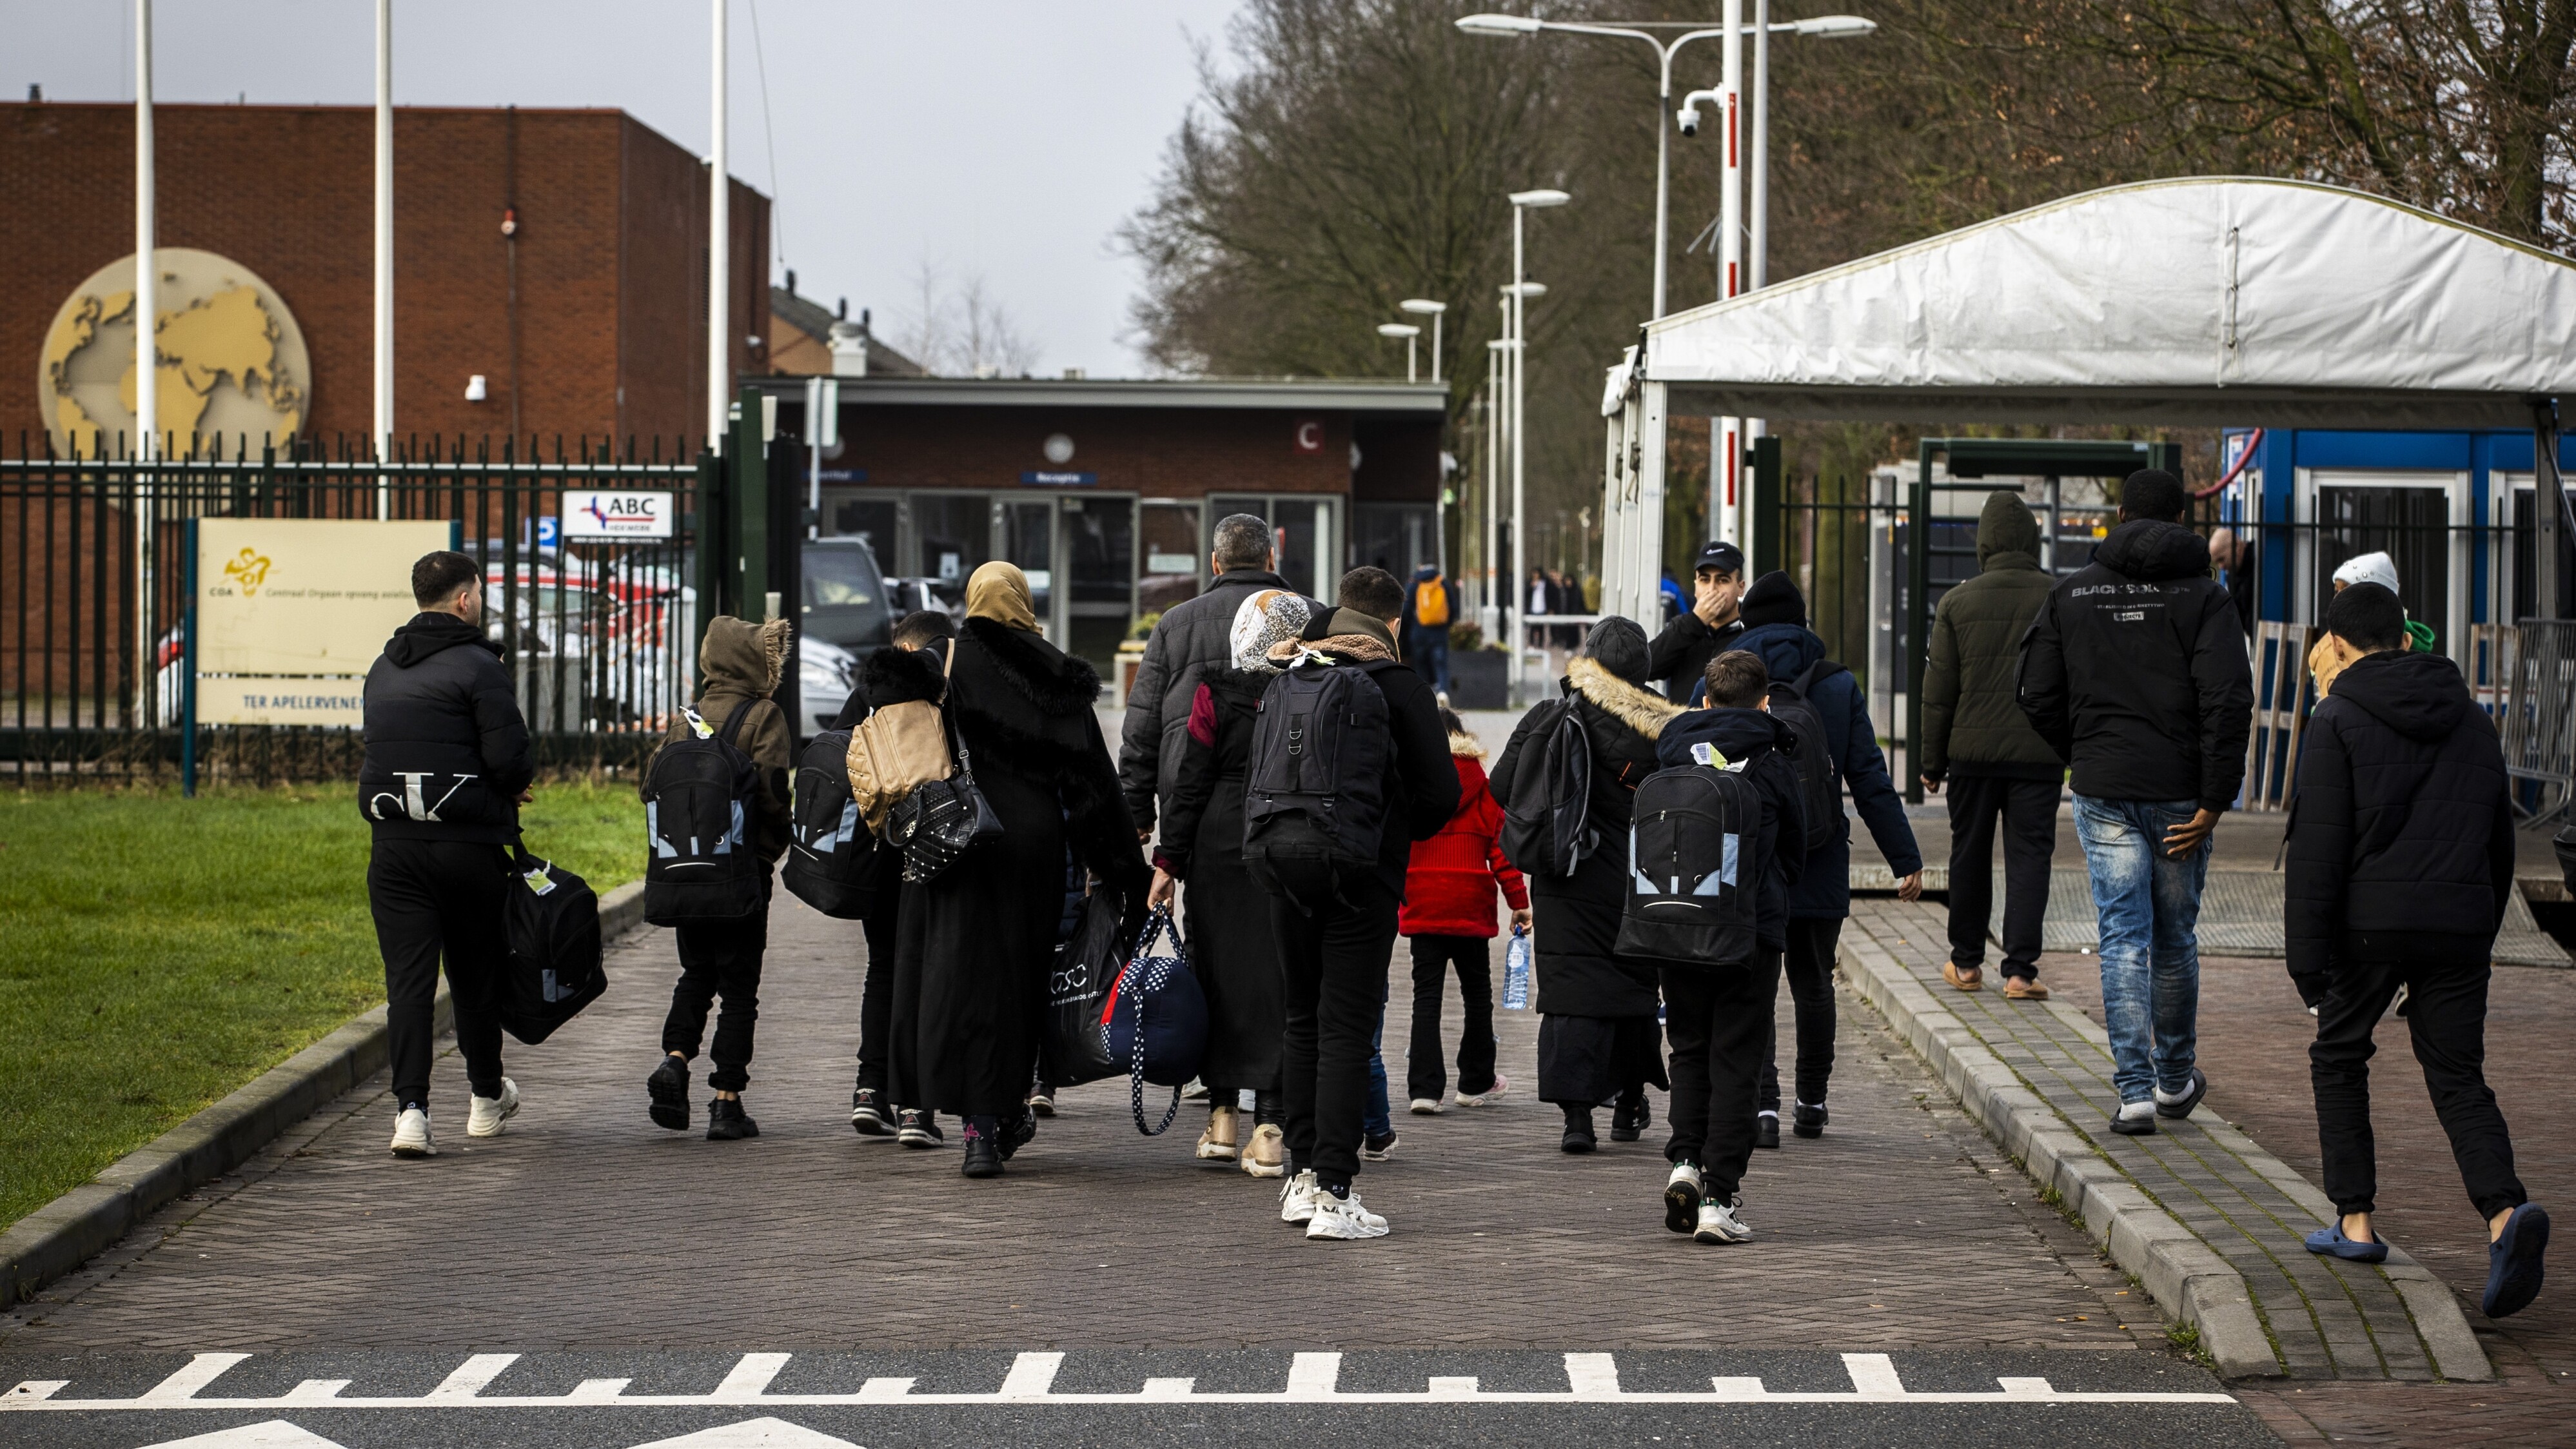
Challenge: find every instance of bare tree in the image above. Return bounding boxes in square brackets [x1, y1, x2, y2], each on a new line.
[896, 260, 1044, 377]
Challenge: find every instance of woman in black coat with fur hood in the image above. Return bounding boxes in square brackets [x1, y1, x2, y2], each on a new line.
[888, 563, 1150, 1178]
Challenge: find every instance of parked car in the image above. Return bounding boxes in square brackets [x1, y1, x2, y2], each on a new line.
[882, 575, 965, 625]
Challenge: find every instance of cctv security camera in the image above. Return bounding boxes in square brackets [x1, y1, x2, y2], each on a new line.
[1676, 106, 1702, 137]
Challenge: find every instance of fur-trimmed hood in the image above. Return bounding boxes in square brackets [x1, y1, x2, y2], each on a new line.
[1448, 731, 1486, 760]
[959, 616, 1101, 717]
[700, 615, 791, 695]
[861, 642, 947, 708]
[1265, 632, 1398, 667]
[1566, 655, 1685, 740]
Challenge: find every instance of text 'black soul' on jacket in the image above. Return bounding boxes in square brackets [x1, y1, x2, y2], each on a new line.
[2016, 519, 2252, 811]
[2283, 649, 2515, 1003]
[359, 612, 535, 843]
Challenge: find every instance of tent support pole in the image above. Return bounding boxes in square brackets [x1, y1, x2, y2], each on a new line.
[2533, 395, 2567, 622]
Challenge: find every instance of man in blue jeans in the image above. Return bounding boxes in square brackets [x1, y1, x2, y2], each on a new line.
[2018, 469, 2252, 1137]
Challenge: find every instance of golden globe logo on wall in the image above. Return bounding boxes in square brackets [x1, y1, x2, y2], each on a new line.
[39, 248, 311, 455]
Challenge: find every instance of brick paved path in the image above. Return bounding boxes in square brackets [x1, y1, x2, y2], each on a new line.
[2021, 944, 2576, 1444]
[1849, 899, 2458, 1382]
[3, 887, 2159, 1357]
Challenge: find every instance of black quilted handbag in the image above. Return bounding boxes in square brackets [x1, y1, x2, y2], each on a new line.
[887, 709, 1002, 882]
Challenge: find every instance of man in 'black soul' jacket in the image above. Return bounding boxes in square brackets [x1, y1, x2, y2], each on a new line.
[2283, 582, 2547, 1319]
[359, 550, 535, 1159]
[2018, 469, 2251, 1138]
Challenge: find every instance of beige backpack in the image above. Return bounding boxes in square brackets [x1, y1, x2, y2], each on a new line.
[845, 646, 956, 834]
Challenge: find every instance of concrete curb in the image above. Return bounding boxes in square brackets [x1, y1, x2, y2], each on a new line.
[1840, 923, 2488, 1383]
[1, 878, 647, 1305]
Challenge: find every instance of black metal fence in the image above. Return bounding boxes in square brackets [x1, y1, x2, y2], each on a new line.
[3, 433, 704, 785]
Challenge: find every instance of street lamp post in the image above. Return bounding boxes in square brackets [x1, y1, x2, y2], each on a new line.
[1399, 298, 1447, 382]
[1676, 11, 1874, 557]
[1483, 335, 1506, 636]
[1376, 322, 1422, 382]
[707, 0, 730, 453]
[1506, 189, 1568, 702]
[1458, 14, 1724, 322]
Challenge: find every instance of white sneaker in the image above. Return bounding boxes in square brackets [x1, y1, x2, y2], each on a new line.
[466, 1078, 520, 1138]
[1306, 1188, 1391, 1240]
[1664, 1161, 1704, 1234]
[389, 1107, 437, 1158]
[1694, 1196, 1753, 1245]
[1455, 1072, 1509, 1107]
[1408, 1097, 1444, 1116]
[1279, 1168, 1325, 1223]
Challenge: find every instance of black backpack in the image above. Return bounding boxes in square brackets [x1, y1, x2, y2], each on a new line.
[1615, 759, 1762, 967]
[497, 841, 606, 1045]
[1498, 696, 1593, 878]
[1765, 660, 1845, 851]
[1241, 658, 1390, 901]
[641, 697, 769, 926]
[781, 725, 880, 919]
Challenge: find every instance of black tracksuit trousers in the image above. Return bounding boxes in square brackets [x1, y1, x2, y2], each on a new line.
[1758, 917, 1842, 1113]
[2312, 936, 2527, 1220]
[1662, 952, 1782, 1201]
[664, 882, 771, 1093]
[368, 838, 511, 1110]
[1271, 869, 1401, 1192]
[1406, 933, 1499, 1103]
[1945, 773, 2058, 980]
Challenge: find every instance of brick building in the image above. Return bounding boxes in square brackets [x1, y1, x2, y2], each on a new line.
[750, 375, 1449, 664]
[1, 100, 769, 452]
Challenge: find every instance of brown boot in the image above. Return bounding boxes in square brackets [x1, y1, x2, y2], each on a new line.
[1942, 961, 1983, 992]
[1195, 1104, 1240, 1161]
[2003, 975, 2049, 1001]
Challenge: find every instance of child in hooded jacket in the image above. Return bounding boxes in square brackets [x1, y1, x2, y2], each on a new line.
[1399, 708, 1533, 1114]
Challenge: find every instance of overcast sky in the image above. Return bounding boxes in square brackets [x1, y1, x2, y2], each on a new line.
[3, 0, 1241, 376]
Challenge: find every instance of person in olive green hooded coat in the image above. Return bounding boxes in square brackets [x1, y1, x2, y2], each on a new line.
[1922, 490, 2064, 997]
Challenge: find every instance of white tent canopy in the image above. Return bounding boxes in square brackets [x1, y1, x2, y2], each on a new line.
[1596, 177, 2576, 626]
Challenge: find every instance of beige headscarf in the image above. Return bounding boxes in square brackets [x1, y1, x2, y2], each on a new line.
[965, 560, 1040, 632]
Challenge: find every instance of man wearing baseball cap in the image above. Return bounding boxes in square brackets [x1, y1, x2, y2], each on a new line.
[1647, 540, 1747, 703]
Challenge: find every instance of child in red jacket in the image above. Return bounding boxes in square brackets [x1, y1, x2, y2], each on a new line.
[1401, 708, 1532, 1114]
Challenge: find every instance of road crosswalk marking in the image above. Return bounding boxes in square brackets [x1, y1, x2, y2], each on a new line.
[3, 1350, 2239, 1410]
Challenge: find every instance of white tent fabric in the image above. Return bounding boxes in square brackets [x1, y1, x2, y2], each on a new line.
[1637, 177, 2576, 428]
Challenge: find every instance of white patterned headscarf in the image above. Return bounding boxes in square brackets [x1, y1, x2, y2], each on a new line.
[1229, 589, 1313, 674]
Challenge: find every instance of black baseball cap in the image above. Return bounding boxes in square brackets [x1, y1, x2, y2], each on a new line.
[1691, 541, 1745, 576]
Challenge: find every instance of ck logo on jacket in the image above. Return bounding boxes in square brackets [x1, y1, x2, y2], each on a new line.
[366, 771, 478, 823]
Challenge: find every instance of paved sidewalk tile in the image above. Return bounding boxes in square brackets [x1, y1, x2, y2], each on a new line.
[3, 890, 2156, 1356]
[1852, 899, 2446, 1383]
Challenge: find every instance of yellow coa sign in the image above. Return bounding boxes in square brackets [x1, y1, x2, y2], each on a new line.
[195, 518, 458, 726]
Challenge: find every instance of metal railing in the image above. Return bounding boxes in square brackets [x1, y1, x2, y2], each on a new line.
[3, 433, 703, 785]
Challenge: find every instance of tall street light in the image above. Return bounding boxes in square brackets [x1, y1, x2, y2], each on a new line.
[1482, 335, 1508, 635]
[1399, 298, 1447, 382]
[374, 0, 394, 483]
[1506, 188, 1568, 700]
[707, 0, 731, 453]
[1458, 14, 1722, 321]
[1377, 322, 1422, 382]
[1677, 8, 1874, 555]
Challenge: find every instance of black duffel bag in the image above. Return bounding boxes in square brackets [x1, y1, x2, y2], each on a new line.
[1041, 889, 1127, 1088]
[497, 840, 606, 1045]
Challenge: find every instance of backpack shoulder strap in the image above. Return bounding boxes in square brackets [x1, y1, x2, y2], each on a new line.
[718, 696, 762, 746]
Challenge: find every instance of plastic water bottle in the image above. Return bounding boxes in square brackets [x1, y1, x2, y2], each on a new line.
[1501, 927, 1531, 1010]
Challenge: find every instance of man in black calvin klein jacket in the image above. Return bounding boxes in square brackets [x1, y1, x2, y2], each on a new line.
[359, 550, 534, 1159]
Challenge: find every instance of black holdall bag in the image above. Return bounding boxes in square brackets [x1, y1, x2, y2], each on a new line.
[782, 725, 880, 918]
[498, 837, 606, 1045]
[1241, 656, 1390, 905]
[1765, 659, 1845, 848]
[1615, 753, 1762, 968]
[1498, 695, 1593, 878]
[641, 697, 768, 926]
[884, 704, 1003, 882]
[1105, 906, 1210, 1135]
[1041, 888, 1128, 1089]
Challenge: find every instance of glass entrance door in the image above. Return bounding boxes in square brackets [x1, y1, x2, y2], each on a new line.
[999, 498, 1057, 631]
[1208, 493, 1340, 598]
[2301, 469, 2469, 658]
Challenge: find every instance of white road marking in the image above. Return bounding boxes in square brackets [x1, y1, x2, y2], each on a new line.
[0, 1350, 2242, 1412]
[424, 1353, 519, 1401]
[628, 1418, 860, 1448]
[136, 1421, 348, 1448]
[139, 1354, 252, 1403]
